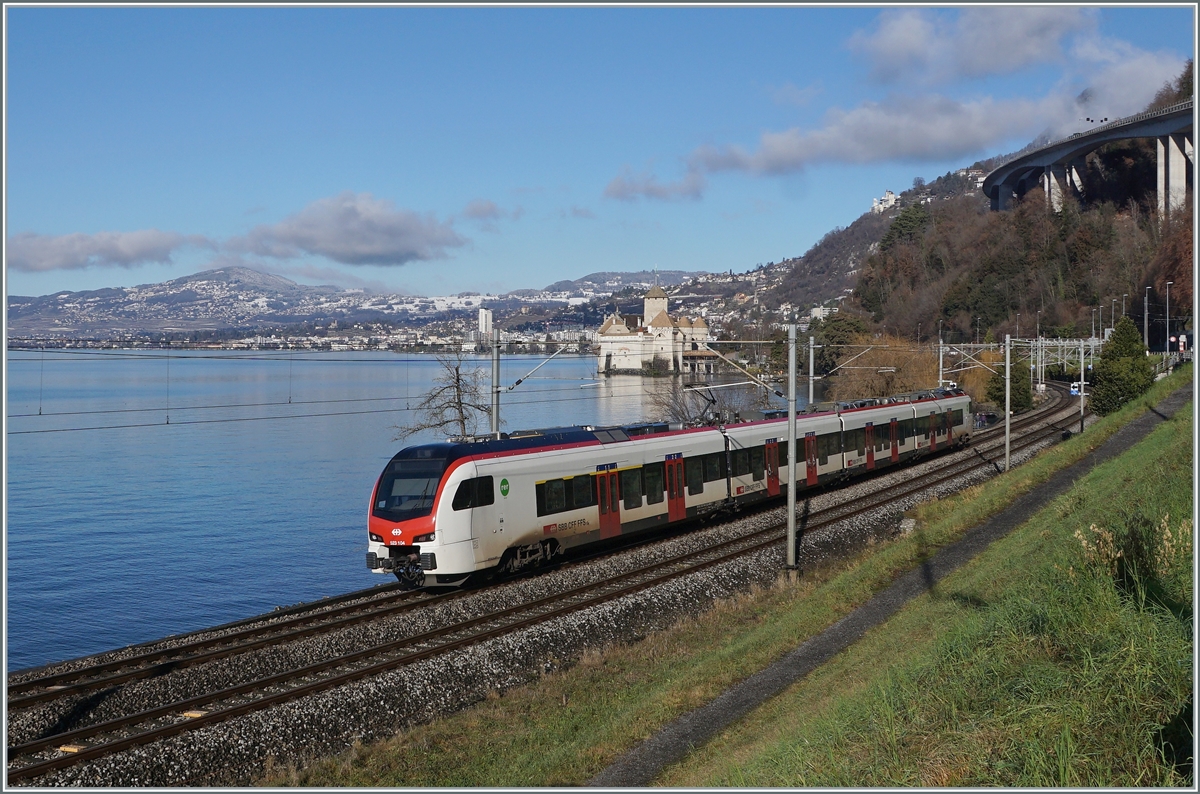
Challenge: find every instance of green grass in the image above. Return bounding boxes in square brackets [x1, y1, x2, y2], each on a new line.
[259, 368, 1193, 787]
[662, 395, 1193, 786]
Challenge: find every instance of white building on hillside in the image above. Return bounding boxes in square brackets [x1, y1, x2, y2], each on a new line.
[597, 286, 717, 374]
[871, 189, 897, 214]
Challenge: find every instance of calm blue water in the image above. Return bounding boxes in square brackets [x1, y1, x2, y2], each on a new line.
[5, 349, 814, 670]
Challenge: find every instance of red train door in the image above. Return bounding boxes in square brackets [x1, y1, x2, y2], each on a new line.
[865, 423, 875, 470]
[805, 432, 818, 486]
[765, 440, 780, 497]
[928, 411, 938, 452]
[890, 418, 899, 463]
[596, 468, 621, 538]
[665, 454, 686, 522]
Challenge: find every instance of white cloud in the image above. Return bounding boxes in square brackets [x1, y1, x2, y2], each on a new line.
[848, 10, 935, 82]
[693, 93, 1074, 173]
[952, 7, 1095, 78]
[604, 166, 706, 202]
[232, 191, 466, 266]
[849, 7, 1096, 84]
[6, 229, 211, 272]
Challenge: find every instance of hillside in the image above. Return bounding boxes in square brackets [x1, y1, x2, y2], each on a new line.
[844, 61, 1193, 347]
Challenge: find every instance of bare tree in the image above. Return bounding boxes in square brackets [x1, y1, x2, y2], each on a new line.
[647, 380, 771, 426]
[393, 350, 493, 441]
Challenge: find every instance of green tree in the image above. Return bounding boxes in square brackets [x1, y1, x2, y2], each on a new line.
[810, 313, 867, 375]
[985, 360, 1033, 413]
[1090, 316, 1154, 415]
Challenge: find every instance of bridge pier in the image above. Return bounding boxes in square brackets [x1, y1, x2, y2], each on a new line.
[1157, 132, 1193, 222]
[1043, 164, 1066, 212]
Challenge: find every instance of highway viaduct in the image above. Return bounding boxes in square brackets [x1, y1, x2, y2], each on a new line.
[982, 99, 1194, 221]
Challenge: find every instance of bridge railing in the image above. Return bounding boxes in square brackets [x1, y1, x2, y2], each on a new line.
[1048, 98, 1194, 148]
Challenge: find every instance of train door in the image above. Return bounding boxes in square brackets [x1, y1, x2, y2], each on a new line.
[804, 432, 818, 486]
[765, 439, 780, 497]
[865, 423, 875, 470]
[596, 468, 621, 539]
[928, 411, 938, 452]
[665, 454, 686, 522]
[890, 418, 899, 463]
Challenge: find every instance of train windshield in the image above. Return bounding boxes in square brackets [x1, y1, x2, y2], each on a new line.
[373, 450, 451, 521]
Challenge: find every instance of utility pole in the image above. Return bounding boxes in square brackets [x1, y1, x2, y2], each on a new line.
[1145, 287, 1151, 349]
[490, 330, 501, 437]
[1004, 334, 1011, 471]
[1166, 281, 1173, 356]
[1035, 310, 1041, 386]
[808, 336, 816, 405]
[938, 336, 944, 388]
[1079, 338, 1086, 434]
[937, 319, 944, 387]
[786, 325, 797, 577]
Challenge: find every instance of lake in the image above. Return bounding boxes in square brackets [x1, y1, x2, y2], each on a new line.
[4, 349, 811, 670]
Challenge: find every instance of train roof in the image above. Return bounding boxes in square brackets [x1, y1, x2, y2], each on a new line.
[387, 387, 971, 464]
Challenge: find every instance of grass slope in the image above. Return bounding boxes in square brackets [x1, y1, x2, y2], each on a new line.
[261, 369, 1193, 787]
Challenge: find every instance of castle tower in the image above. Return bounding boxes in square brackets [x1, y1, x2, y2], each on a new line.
[643, 285, 668, 323]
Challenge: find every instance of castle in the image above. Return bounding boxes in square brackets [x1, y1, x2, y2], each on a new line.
[596, 286, 717, 374]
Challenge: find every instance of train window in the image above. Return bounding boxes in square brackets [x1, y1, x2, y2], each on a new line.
[546, 479, 567, 513]
[644, 463, 664, 505]
[778, 440, 788, 467]
[452, 479, 473, 511]
[609, 475, 619, 512]
[685, 457, 704, 495]
[732, 449, 750, 477]
[537, 475, 597, 517]
[899, 419, 914, 442]
[621, 468, 643, 510]
[476, 476, 494, 507]
[597, 476, 608, 515]
[572, 474, 594, 509]
[454, 476, 496, 510]
[874, 428, 886, 452]
[703, 452, 725, 482]
[750, 447, 764, 481]
[952, 408, 964, 427]
[817, 433, 836, 465]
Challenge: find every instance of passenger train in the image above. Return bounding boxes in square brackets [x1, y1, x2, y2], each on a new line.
[366, 387, 973, 587]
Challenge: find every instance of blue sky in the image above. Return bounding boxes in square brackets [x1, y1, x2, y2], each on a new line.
[4, 5, 1194, 299]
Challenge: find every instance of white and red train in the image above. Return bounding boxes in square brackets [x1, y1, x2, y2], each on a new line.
[367, 387, 973, 587]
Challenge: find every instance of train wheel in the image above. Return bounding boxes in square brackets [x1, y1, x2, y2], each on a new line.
[393, 561, 426, 590]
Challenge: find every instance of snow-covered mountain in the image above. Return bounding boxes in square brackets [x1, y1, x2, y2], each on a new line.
[6, 266, 706, 338]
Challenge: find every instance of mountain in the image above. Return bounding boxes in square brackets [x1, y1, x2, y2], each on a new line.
[539, 270, 701, 293]
[6, 266, 705, 339]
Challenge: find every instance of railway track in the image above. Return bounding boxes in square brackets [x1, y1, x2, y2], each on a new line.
[6, 383, 1084, 785]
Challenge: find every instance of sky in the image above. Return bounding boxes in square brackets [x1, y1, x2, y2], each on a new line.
[3, 4, 1195, 300]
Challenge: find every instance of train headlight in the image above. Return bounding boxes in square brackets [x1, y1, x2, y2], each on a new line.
[369, 532, 383, 542]
[414, 532, 435, 543]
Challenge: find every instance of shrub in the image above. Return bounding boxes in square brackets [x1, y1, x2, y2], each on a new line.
[1090, 317, 1154, 415]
